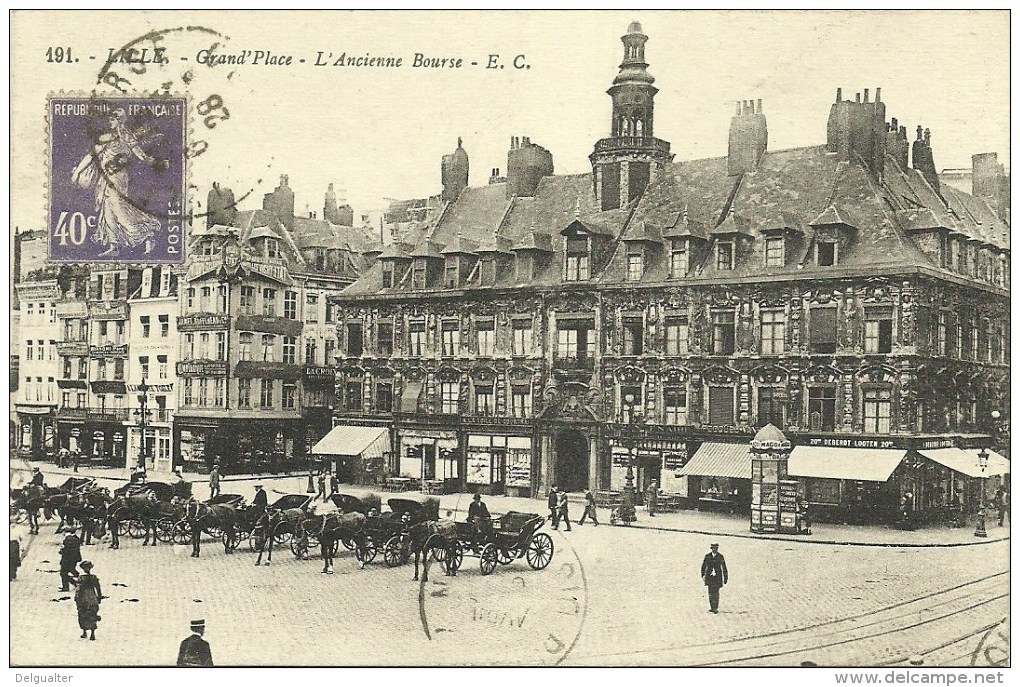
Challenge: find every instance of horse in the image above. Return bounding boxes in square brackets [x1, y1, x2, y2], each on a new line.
[298, 511, 369, 574]
[10, 484, 46, 534]
[254, 507, 305, 566]
[63, 488, 112, 545]
[184, 499, 241, 558]
[107, 492, 161, 549]
[396, 518, 447, 582]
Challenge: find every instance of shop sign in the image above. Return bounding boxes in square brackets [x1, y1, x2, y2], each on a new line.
[462, 415, 533, 428]
[920, 438, 955, 449]
[89, 301, 127, 320]
[778, 480, 799, 511]
[303, 365, 336, 381]
[113, 432, 124, 443]
[177, 361, 229, 376]
[90, 343, 128, 357]
[611, 448, 632, 468]
[22, 423, 30, 433]
[806, 437, 895, 449]
[663, 450, 689, 470]
[177, 314, 230, 331]
[127, 383, 174, 393]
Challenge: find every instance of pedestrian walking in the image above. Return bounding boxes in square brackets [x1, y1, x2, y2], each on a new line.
[58, 531, 82, 592]
[557, 490, 572, 532]
[316, 471, 326, 501]
[329, 473, 339, 499]
[995, 486, 1010, 526]
[58, 447, 69, 469]
[645, 479, 659, 517]
[10, 538, 21, 581]
[208, 464, 221, 499]
[71, 450, 80, 473]
[73, 560, 102, 641]
[177, 619, 214, 666]
[700, 543, 728, 614]
[578, 489, 599, 526]
[548, 485, 559, 529]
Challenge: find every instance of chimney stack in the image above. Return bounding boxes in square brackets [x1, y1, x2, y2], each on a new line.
[826, 85, 888, 179]
[910, 124, 940, 192]
[507, 136, 553, 198]
[727, 96, 768, 176]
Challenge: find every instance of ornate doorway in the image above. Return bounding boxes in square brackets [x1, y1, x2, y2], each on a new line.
[554, 429, 589, 492]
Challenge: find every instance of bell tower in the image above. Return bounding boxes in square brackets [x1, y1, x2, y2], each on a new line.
[590, 21, 673, 212]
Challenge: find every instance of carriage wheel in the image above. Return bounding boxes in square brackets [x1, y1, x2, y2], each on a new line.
[248, 530, 267, 552]
[305, 533, 320, 552]
[127, 520, 147, 539]
[171, 521, 191, 546]
[526, 532, 554, 570]
[289, 535, 308, 558]
[480, 543, 499, 575]
[383, 536, 404, 568]
[273, 531, 291, 545]
[429, 534, 447, 562]
[155, 519, 175, 543]
[13, 509, 28, 525]
[356, 536, 377, 564]
[206, 526, 223, 539]
[116, 520, 131, 536]
[222, 529, 241, 551]
[445, 541, 463, 574]
[340, 537, 355, 551]
[497, 547, 515, 565]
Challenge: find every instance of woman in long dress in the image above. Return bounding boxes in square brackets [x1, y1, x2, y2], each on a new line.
[74, 560, 102, 640]
[70, 108, 167, 257]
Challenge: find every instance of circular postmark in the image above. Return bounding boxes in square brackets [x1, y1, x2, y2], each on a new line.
[970, 617, 1009, 667]
[418, 530, 588, 666]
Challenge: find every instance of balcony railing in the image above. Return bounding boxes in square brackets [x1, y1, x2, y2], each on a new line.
[552, 355, 596, 371]
[593, 136, 671, 155]
[57, 406, 174, 423]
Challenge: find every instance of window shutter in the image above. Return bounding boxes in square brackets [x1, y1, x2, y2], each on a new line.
[708, 386, 734, 425]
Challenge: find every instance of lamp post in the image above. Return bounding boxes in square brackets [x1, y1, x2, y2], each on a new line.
[974, 447, 989, 538]
[619, 393, 640, 524]
[133, 377, 152, 470]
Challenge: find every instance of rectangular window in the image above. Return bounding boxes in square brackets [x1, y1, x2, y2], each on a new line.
[237, 378, 251, 408]
[305, 338, 317, 365]
[215, 332, 226, 361]
[969, 315, 979, 361]
[669, 239, 689, 279]
[409, 321, 426, 357]
[214, 378, 225, 407]
[479, 257, 497, 285]
[283, 291, 298, 320]
[78, 358, 88, 379]
[63, 358, 72, 379]
[412, 260, 427, 290]
[114, 359, 125, 380]
[556, 324, 595, 360]
[345, 380, 363, 411]
[565, 236, 590, 281]
[262, 334, 275, 362]
[810, 307, 837, 354]
[62, 391, 70, 408]
[157, 355, 168, 380]
[199, 333, 210, 360]
[716, 241, 734, 270]
[239, 286, 255, 315]
[622, 317, 644, 355]
[817, 241, 837, 267]
[376, 381, 393, 413]
[760, 309, 786, 354]
[764, 237, 784, 268]
[377, 322, 394, 356]
[664, 386, 688, 425]
[282, 383, 297, 410]
[96, 359, 107, 380]
[708, 386, 735, 425]
[864, 308, 893, 354]
[260, 379, 274, 408]
[239, 332, 253, 361]
[511, 387, 532, 418]
[445, 257, 459, 288]
[200, 286, 211, 312]
[440, 382, 460, 414]
[184, 333, 194, 359]
[262, 288, 277, 317]
[863, 388, 892, 433]
[139, 355, 150, 379]
[140, 315, 151, 338]
[25, 341, 33, 361]
[183, 378, 193, 407]
[282, 336, 297, 364]
[626, 251, 644, 282]
[382, 262, 394, 289]
[198, 378, 209, 407]
[476, 321, 495, 356]
[756, 387, 786, 428]
[711, 310, 735, 355]
[158, 314, 169, 338]
[115, 321, 125, 344]
[474, 386, 494, 415]
[346, 322, 364, 356]
[512, 320, 532, 356]
[937, 312, 947, 356]
[217, 285, 227, 313]
[808, 387, 837, 432]
[324, 339, 336, 365]
[266, 238, 280, 259]
[441, 321, 460, 356]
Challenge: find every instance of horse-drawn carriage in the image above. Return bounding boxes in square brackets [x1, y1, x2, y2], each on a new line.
[429, 511, 554, 576]
[109, 482, 191, 541]
[375, 497, 441, 567]
[168, 493, 245, 545]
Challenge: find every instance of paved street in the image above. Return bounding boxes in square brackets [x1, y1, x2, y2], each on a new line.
[10, 464, 1009, 667]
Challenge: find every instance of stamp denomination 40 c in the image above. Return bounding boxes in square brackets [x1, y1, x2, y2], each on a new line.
[48, 95, 186, 264]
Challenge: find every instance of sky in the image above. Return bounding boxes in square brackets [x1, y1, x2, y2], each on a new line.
[10, 10, 1010, 233]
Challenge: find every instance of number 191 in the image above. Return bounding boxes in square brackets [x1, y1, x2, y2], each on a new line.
[46, 47, 73, 63]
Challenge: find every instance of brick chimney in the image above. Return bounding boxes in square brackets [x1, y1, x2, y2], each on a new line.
[507, 136, 554, 198]
[826, 87, 887, 179]
[727, 98, 768, 176]
[911, 125, 939, 192]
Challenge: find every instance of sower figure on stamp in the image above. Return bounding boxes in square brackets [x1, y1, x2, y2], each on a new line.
[701, 543, 728, 614]
[177, 619, 214, 667]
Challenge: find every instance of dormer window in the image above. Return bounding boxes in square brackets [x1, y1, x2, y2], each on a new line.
[266, 238, 280, 259]
[764, 237, 784, 268]
[444, 256, 459, 288]
[816, 240, 837, 267]
[716, 241, 734, 271]
[200, 239, 217, 256]
[626, 248, 644, 282]
[565, 236, 590, 281]
[382, 261, 395, 288]
[412, 259, 427, 289]
[479, 257, 497, 285]
[669, 239, 689, 278]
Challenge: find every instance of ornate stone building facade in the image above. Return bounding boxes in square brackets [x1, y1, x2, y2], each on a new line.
[330, 23, 1009, 518]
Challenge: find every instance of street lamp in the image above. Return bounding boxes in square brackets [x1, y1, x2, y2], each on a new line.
[974, 447, 989, 538]
[618, 393, 640, 524]
[133, 377, 152, 470]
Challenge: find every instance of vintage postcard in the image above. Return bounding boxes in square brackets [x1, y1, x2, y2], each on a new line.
[9, 9, 1010, 676]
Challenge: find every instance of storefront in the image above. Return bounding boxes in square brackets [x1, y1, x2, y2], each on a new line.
[607, 437, 691, 497]
[15, 405, 56, 460]
[466, 433, 534, 497]
[677, 441, 753, 513]
[398, 429, 459, 491]
[175, 417, 305, 475]
[311, 424, 388, 486]
[789, 444, 905, 523]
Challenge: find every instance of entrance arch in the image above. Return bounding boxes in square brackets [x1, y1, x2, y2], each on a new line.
[554, 430, 589, 492]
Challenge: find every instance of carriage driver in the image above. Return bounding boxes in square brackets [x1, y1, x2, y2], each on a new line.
[468, 493, 493, 540]
[252, 484, 268, 514]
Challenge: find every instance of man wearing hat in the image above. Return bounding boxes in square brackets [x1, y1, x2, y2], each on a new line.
[700, 543, 729, 614]
[58, 531, 82, 592]
[177, 619, 214, 666]
[252, 483, 268, 515]
[30, 467, 45, 487]
[208, 464, 221, 499]
[467, 493, 492, 541]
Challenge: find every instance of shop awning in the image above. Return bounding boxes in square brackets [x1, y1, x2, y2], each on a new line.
[918, 448, 1011, 478]
[311, 425, 388, 459]
[678, 442, 752, 479]
[789, 446, 905, 482]
[400, 381, 422, 413]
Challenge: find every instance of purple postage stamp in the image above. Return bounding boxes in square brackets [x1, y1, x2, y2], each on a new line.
[48, 96, 187, 264]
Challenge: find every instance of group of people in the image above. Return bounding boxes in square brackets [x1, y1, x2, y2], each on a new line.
[545, 486, 601, 530]
[313, 470, 341, 502]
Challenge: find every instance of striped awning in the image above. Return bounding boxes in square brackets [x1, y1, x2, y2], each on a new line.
[918, 448, 1010, 478]
[678, 442, 752, 479]
[311, 425, 388, 460]
[789, 446, 904, 482]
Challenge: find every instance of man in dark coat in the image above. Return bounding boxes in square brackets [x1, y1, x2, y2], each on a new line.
[29, 467, 45, 487]
[252, 484, 268, 511]
[10, 539, 21, 581]
[177, 619, 214, 667]
[467, 493, 492, 541]
[547, 485, 559, 529]
[59, 531, 82, 591]
[700, 543, 728, 613]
